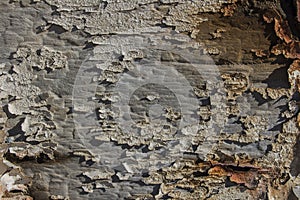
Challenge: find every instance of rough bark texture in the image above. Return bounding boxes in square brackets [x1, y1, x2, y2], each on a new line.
[0, 0, 299, 199]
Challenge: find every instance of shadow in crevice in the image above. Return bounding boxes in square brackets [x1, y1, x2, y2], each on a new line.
[7, 119, 26, 142]
[151, 184, 160, 197]
[268, 123, 283, 132]
[280, 0, 300, 39]
[48, 24, 67, 34]
[249, 91, 268, 106]
[2, 105, 17, 119]
[263, 18, 280, 48]
[288, 189, 298, 200]
[263, 66, 291, 89]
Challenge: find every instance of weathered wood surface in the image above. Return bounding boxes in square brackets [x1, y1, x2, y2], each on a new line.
[0, 0, 299, 199]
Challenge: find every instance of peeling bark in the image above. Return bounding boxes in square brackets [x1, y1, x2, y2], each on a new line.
[0, 0, 299, 199]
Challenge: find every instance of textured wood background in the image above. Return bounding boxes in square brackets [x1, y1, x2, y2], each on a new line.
[0, 0, 299, 199]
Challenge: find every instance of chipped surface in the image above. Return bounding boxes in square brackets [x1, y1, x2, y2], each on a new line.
[0, 0, 299, 199]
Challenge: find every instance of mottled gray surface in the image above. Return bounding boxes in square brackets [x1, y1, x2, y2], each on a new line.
[0, 0, 299, 199]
